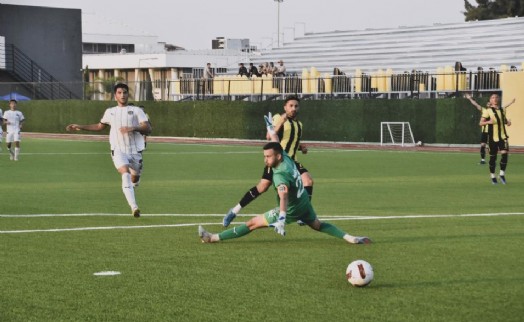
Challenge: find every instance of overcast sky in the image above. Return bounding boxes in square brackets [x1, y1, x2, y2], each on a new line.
[3, 0, 466, 49]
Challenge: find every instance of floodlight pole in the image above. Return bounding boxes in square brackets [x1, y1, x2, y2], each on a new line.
[274, 0, 283, 47]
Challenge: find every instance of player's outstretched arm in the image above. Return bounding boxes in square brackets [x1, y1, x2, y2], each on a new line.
[502, 98, 516, 109]
[66, 123, 106, 132]
[264, 112, 280, 143]
[465, 93, 482, 111]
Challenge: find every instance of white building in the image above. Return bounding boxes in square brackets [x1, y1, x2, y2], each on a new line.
[82, 17, 252, 101]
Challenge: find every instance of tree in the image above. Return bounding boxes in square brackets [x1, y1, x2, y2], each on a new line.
[464, 0, 524, 21]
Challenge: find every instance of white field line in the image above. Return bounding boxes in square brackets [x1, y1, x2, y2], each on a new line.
[19, 151, 260, 155]
[16, 149, 476, 156]
[0, 212, 523, 234]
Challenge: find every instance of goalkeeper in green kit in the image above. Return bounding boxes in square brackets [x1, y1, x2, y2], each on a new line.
[198, 113, 371, 245]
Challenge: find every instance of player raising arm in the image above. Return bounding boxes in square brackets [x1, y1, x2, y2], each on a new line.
[478, 93, 513, 184]
[465, 93, 515, 164]
[198, 113, 371, 245]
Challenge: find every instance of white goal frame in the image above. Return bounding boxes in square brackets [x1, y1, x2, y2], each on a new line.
[380, 122, 415, 146]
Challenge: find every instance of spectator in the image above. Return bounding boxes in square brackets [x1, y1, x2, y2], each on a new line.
[275, 60, 286, 77]
[238, 63, 248, 77]
[263, 62, 270, 75]
[203, 62, 214, 94]
[269, 62, 277, 75]
[248, 63, 259, 78]
[258, 64, 265, 76]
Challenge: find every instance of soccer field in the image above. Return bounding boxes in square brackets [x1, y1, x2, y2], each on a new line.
[1, 138, 523, 321]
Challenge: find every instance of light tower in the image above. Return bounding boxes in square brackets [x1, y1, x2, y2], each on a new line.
[274, 0, 283, 47]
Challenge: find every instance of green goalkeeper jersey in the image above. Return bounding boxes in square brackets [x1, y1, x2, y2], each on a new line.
[272, 152, 310, 216]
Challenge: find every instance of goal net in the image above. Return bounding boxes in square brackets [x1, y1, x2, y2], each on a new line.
[380, 122, 415, 146]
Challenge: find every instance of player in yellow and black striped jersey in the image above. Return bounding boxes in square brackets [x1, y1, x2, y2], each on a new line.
[479, 93, 516, 184]
[466, 93, 515, 165]
[223, 96, 314, 227]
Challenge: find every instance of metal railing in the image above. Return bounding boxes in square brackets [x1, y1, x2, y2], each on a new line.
[2, 44, 79, 99]
[0, 70, 503, 102]
[165, 70, 501, 101]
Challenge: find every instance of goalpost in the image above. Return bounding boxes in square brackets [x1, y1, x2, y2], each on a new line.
[380, 122, 416, 146]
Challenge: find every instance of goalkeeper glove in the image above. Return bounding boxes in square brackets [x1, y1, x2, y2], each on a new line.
[269, 211, 286, 236]
[264, 112, 275, 135]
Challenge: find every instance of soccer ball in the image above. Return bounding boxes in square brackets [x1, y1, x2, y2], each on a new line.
[346, 260, 374, 287]
[416, 140, 423, 146]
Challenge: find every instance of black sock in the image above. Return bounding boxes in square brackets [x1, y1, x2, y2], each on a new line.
[500, 154, 508, 171]
[489, 154, 497, 173]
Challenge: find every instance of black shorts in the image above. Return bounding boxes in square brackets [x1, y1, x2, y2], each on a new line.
[261, 161, 309, 181]
[480, 132, 488, 144]
[488, 139, 509, 154]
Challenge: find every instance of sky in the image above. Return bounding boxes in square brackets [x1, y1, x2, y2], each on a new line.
[3, 0, 467, 50]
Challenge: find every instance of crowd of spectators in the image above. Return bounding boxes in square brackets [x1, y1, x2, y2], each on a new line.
[238, 60, 286, 78]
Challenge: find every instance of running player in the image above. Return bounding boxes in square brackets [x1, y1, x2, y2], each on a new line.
[3, 99, 25, 161]
[66, 83, 152, 217]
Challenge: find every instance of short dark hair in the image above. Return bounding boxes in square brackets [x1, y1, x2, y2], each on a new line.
[284, 95, 300, 105]
[263, 142, 283, 154]
[9, 99, 17, 103]
[113, 83, 129, 93]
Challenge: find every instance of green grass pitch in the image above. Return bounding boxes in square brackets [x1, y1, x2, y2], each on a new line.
[1, 138, 523, 321]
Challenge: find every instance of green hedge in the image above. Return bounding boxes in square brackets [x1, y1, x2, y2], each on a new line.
[14, 98, 483, 144]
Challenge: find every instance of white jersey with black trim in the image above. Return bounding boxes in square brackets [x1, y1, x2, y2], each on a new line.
[100, 105, 148, 154]
[3, 110, 25, 133]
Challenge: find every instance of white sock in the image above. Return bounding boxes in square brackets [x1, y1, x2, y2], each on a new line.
[121, 173, 138, 210]
[343, 234, 358, 244]
[490, 173, 496, 179]
[14, 147, 20, 159]
[500, 170, 505, 176]
[232, 204, 242, 214]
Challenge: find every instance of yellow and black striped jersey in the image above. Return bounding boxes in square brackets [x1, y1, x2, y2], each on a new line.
[482, 107, 508, 142]
[480, 106, 488, 133]
[273, 114, 303, 160]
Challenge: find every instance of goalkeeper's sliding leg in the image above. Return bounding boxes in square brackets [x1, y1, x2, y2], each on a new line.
[202, 210, 371, 245]
[306, 219, 371, 244]
[200, 214, 270, 243]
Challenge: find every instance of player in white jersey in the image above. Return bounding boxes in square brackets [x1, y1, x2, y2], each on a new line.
[3, 99, 25, 161]
[66, 83, 152, 217]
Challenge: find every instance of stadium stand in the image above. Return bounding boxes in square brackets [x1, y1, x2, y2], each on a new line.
[249, 17, 524, 75]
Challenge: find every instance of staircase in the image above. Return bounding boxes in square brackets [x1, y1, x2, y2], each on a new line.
[2, 44, 80, 99]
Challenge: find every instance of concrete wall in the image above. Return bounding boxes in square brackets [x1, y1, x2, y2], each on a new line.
[501, 71, 524, 145]
[0, 4, 82, 97]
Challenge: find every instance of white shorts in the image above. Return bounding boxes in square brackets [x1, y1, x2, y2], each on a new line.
[6, 131, 21, 143]
[111, 150, 143, 176]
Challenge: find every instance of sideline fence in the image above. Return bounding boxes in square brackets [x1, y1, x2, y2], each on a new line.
[0, 70, 503, 102]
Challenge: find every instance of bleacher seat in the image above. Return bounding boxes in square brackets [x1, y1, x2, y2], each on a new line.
[247, 17, 524, 75]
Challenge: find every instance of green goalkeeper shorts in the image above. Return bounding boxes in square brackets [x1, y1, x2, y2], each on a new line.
[264, 204, 318, 225]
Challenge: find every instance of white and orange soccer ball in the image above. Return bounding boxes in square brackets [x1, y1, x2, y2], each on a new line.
[346, 260, 374, 287]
